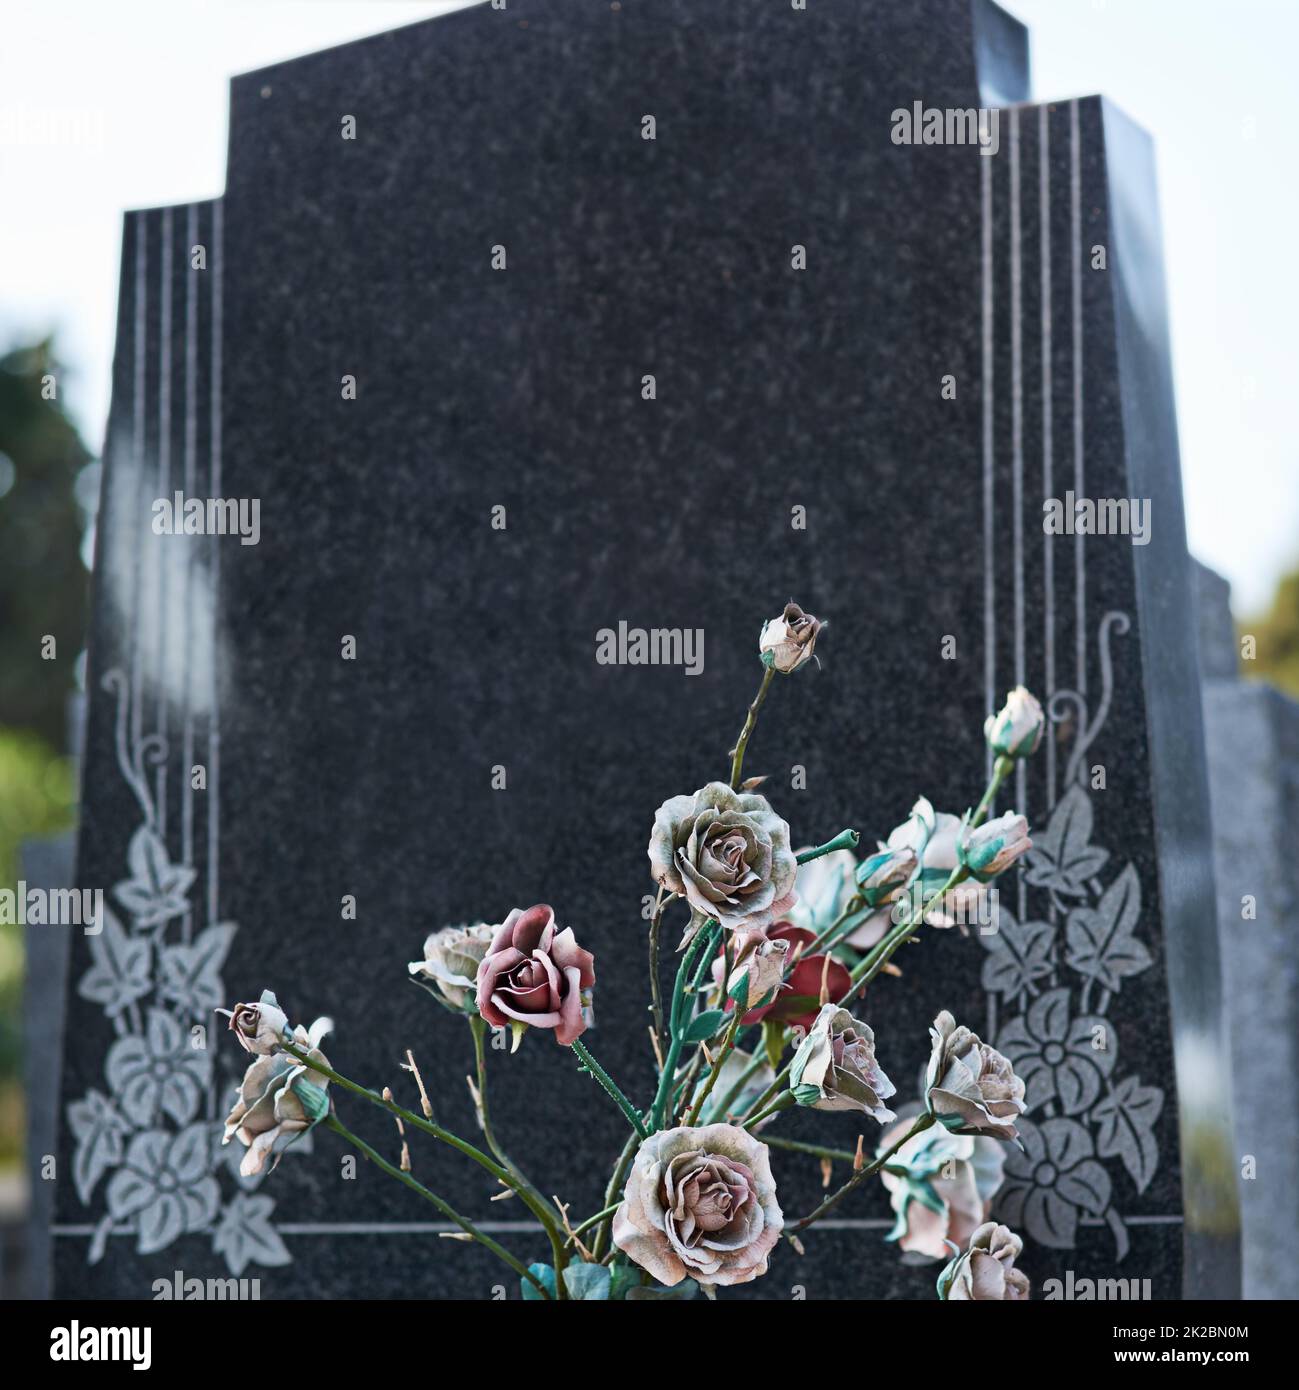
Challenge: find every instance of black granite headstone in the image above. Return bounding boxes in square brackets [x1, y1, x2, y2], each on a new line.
[54, 0, 1237, 1299]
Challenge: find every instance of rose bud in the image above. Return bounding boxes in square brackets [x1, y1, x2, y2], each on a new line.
[712, 923, 851, 1033]
[726, 937, 790, 1011]
[408, 923, 495, 1011]
[612, 1124, 783, 1288]
[475, 904, 595, 1047]
[788, 1004, 897, 1123]
[758, 601, 822, 674]
[924, 1010, 1026, 1140]
[648, 782, 798, 934]
[222, 1017, 333, 1177]
[855, 846, 918, 909]
[878, 1104, 1005, 1261]
[216, 990, 290, 1056]
[937, 1221, 1031, 1301]
[984, 685, 1046, 760]
[957, 811, 1031, 882]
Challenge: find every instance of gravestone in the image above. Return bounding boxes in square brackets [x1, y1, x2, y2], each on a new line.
[54, 0, 1237, 1299]
[1194, 560, 1299, 1300]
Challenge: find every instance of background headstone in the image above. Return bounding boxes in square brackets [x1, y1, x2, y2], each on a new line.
[54, 0, 1237, 1299]
[1195, 559, 1299, 1301]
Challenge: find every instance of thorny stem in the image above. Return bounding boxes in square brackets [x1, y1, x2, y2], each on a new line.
[280, 1040, 569, 1290]
[650, 921, 719, 1131]
[795, 829, 861, 865]
[571, 1038, 648, 1139]
[647, 888, 675, 1061]
[729, 665, 775, 789]
[972, 754, 1015, 827]
[683, 1010, 743, 1127]
[793, 1113, 935, 1231]
[324, 1113, 550, 1299]
[590, 1130, 639, 1261]
[744, 1092, 794, 1129]
[469, 1014, 547, 1206]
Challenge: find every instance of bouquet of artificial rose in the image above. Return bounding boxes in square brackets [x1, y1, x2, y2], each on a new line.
[219, 604, 1042, 1301]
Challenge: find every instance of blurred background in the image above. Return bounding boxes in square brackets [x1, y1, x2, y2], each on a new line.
[1, 0, 1296, 1289]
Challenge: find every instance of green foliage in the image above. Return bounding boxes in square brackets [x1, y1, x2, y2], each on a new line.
[0, 339, 91, 749]
[1243, 565, 1299, 698]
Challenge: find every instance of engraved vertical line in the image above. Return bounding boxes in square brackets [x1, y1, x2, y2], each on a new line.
[207, 202, 223, 924]
[157, 206, 173, 836]
[130, 217, 147, 762]
[1041, 106, 1055, 812]
[982, 134, 995, 787]
[1011, 108, 1026, 921]
[1071, 99, 1086, 697]
[183, 204, 198, 944]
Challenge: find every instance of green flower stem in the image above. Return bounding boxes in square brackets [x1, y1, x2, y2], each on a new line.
[844, 864, 969, 1005]
[704, 1046, 773, 1124]
[468, 1014, 548, 1206]
[729, 664, 775, 789]
[683, 1009, 743, 1126]
[744, 1091, 795, 1129]
[972, 754, 1015, 827]
[568, 1201, 624, 1243]
[795, 828, 861, 865]
[740, 1056, 794, 1125]
[279, 1040, 567, 1276]
[324, 1113, 550, 1299]
[571, 1038, 649, 1139]
[590, 1130, 639, 1261]
[805, 896, 865, 956]
[793, 1113, 935, 1231]
[647, 889, 675, 1061]
[762, 1134, 859, 1164]
[650, 921, 719, 1130]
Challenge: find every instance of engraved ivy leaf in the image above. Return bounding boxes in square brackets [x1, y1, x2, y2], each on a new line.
[156, 922, 237, 1020]
[113, 825, 197, 928]
[1092, 1075, 1163, 1195]
[105, 1007, 212, 1127]
[1065, 864, 1151, 992]
[976, 909, 1054, 1002]
[67, 1088, 131, 1205]
[76, 907, 152, 1019]
[1023, 785, 1110, 897]
[213, 1193, 292, 1276]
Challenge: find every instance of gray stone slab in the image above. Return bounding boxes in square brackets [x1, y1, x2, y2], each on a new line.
[55, 0, 1234, 1299]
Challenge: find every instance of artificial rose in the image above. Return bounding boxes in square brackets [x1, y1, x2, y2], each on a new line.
[713, 922, 851, 1033]
[984, 685, 1046, 759]
[788, 1003, 896, 1123]
[879, 1104, 1006, 1261]
[937, 1221, 1031, 1301]
[725, 937, 790, 1011]
[648, 782, 798, 933]
[847, 798, 989, 949]
[957, 811, 1032, 882]
[222, 1017, 333, 1177]
[408, 923, 494, 1011]
[612, 1124, 783, 1287]
[855, 845, 918, 908]
[218, 989, 289, 1056]
[758, 601, 822, 674]
[475, 904, 595, 1046]
[924, 1011, 1026, 1139]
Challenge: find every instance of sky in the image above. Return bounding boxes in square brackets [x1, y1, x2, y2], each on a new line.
[1, 0, 1294, 615]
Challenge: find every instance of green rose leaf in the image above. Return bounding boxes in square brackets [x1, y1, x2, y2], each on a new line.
[626, 1278, 700, 1300]
[682, 1009, 728, 1044]
[521, 1262, 557, 1301]
[562, 1262, 612, 1300]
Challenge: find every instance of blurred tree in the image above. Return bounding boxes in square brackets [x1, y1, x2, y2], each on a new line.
[1242, 564, 1299, 699]
[0, 338, 90, 750]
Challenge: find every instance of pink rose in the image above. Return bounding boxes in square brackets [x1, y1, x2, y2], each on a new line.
[475, 904, 595, 1046]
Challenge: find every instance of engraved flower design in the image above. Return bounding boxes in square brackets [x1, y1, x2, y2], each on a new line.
[996, 1116, 1111, 1249]
[105, 1007, 212, 1128]
[994, 987, 1115, 1115]
[105, 1123, 221, 1254]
